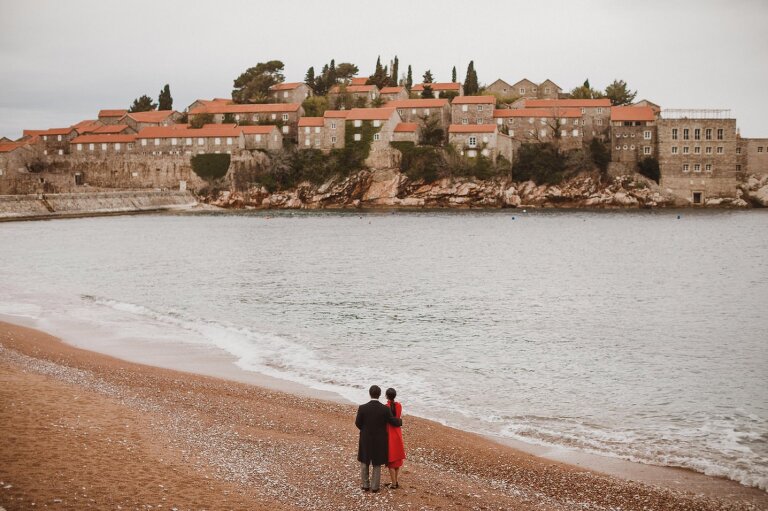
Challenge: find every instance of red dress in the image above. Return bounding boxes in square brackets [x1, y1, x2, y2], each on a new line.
[386, 400, 406, 468]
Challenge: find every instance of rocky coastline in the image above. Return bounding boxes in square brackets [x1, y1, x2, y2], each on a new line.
[204, 169, 768, 210]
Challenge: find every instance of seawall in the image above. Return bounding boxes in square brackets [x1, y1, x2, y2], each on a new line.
[0, 190, 198, 221]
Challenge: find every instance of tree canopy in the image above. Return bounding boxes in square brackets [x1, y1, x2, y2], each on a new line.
[405, 65, 413, 92]
[421, 70, 434, 98]
[463, 61, 479, 96]
[128, 94, 157, 113]
[604, 79, 637, 106]
[232, 60, 285, 104]
[569, 79, 605, 100]
[158, 84, 173, 110]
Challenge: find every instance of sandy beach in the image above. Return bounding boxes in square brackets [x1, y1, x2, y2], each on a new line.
[0, 321, 765, 511]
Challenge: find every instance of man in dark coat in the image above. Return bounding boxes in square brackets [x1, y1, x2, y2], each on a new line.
[355, 385, 402, 492]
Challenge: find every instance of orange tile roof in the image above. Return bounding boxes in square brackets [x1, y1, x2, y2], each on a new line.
[323, 110, 349, 118]
[71, 134, 137, 144]
[91, 124, 131, 134]
[0, 141, 30, 153]
[22, 129, 46, 137]
[386, 98, 449, 109]
[452, 95, 496, 105]
[38, 127, 77, 136]
[345, 108, 396, 121]
[240, 125, 278, 135]
[380, 86, 405, 94]
[329, 84, 377, 94]
[350, 77, 368, 86]
[494, 107, 581, 118]
[412, 82, 461, 92]
[298, 117, 325, 127]
[394, 122, 418, 133]
[610, 106, 656, 122]
[448, 124, 497, 134]
[123, 110, 178, 123]
[525, 99, 611, 108]
[98, 109, 128, 118]
[269, 82, 304, 91]
[71, 119, 101, 130]
[189, 103, 301, 115]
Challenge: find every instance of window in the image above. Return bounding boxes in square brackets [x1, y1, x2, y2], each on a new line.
[305, 139, 311, 146]
[644, 130, 651, 140]
[623, 144, 628, 150]
[462, 105, 468, 112]
[331, 136, 337, 143]
[561, 130, 567, 137]
[282, 126, 289, 134]
[373, 120, 381, 127]
[683, 164, 690, 172]
[477, 105, 483, 112]
[58, 149, 63, 155]
[43, 135, 47, 141]
[235, 115, 240, 121]
[643, 146, 651, 155]
[198, 138, 204, 146]
[255, 135, 262, 142]
[354, 120, 362, 127]
[528, 117, 534, 124]
[467, 149, 477, 158]
[572, 129, 579, 137]
[373, 133, 380, 141]
[271, 114, 277, 120]
[597, 108, 603, 114]
[331, 122, 337, 130]
[705, 128, 712, 140]
[283, 91, 289, 98]
[185, 138, 192, 145]
[736, 164, 742, 171]
[694, 146, 701, 154]
[77, 143, 82, 151]
[683, 128, 689, 140]
[89, 143, 94, 151]
[141, 139, 148, 146]
[540, 118, 546, 125]
[424, 109, 429, 116]
[672, 146, 678, 154]
[581, 108, 586, 114]
[630, 145, 635, 150]
[115, 143, 121, 151]
[597, 118, 603, 126]
[545, 87, 550, 94]
[282, 113, 289, 121]
[411, 109, 417, 115]
[468, 136, 477, 147]
[304, 127, 311, 134]
[717, 146, 724, 154]
[497, 118, 503, 125]
[354, 133, 361, 141]
[462, 118, 468, 124]
[758, 147, 764, 153]
[705, 164, 712, 172]
[693, 163, 701, 172]
[155, 138, 160, 146]
[314, 127, 320, 134]
[57, 135, 62, 141]
[509, 130, 514, 137]
[683, 146, 689, 154]
[171, 138, 177, 146]
[616, 145, 621, 150]
[519, 87, 525, 94]
[227, 137, 233, 145]
[481, 149, 490, 157]
[672, 128, 678, 140]
[574, 119, 579, 126]
[694, 128, 701, 140]
[477, 119, 484, 125]
[540, 129, 547, 138]
[736, 147, 741, 154]
[717, 128, 723, 140]
[43, 149, 48, 155]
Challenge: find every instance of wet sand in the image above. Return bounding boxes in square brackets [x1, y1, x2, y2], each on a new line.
[1, 321, 765, 510]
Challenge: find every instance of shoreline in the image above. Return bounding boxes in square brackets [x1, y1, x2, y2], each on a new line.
[0, 319, 765, 510]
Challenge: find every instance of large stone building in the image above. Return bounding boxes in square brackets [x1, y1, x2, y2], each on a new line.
[386, 98, 451, 135]
[119, 110, 182, 132]
[134, 124, 282, 155]
[268, 82, 312, 104]
[71, 133, 138, 156]
[738, 138, 768, 175]
[493, 107, 583, 150]
[524, 99, 611, 141]
[35, 127, 79, 155]
[327, 84, 380, 109]
[451, 96, 496, 125]
[656, 110, 739, 204]
[487, 79, 562, 100]
[187, 102, 304, 140]
[447, 125, 516, 162]
[609, 106, 657, 167]
[344, 108, 403, 168]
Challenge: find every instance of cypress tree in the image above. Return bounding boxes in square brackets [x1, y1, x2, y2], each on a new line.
[391, 56, 399, 87]
[464, 61, 480, 96]
[158, 84, 173, 110]
[406, 65, 413, 92]
[304, 66, 315, 92]
[452, 66, 457, 83]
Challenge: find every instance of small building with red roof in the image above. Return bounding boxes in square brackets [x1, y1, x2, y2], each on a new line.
[610, 106, 658, 165]
[380, 86, 408, 102]
[392, 122, 420, 143]
[98, 109, 129, 125]
[268, 82, 312, 104]
[447, 124, 515, 162]
[119, 110, 183, 133]
[385, 98, 451, 136]
[327, 84, 380, 109]
[493, 107, 584, 149]
[451, 95, 497, 126]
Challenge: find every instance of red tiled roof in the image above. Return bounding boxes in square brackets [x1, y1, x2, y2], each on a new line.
[394, 122, 418, 133]
[386, 98, 449, 109]
[22, 129, 46, 137]
[412, 82, 461, 92]
[525, 99, 611, 108]
[122, 110, 178, 123]
[380, 86, 405, 94]
[0, 141, 30, 153]
[38, 127, 77, 136]
[240, 125, 278, 135]
[448, 124, 497, 134]
[494, 107, 581, 118]
[91, 124, 131, 134]
[610, 106, 656, 122]
[298, 117, 325, 127]
[269, 82, 304, 91]
[345, 108, 396, 121]
[71, 134, 137, 144]
[452, 95, 496, 105]
[329, 84, 377, 94]
[323, 110, 349, 118]
[71, 119, 101, 133]
[350, 77, 368, 86]
[189, 103, 301, 115]
[98, 109, 128, 118]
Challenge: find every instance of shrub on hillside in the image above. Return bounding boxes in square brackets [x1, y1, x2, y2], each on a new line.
[191, 154, 231, 181]
[512, 143, 567, 185]
[638, 157, 660, 183]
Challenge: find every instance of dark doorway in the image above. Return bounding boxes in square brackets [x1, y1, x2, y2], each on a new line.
[692, 192, 702, 205]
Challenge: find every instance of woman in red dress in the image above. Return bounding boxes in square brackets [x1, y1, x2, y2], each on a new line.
[385, 387, 406, 489]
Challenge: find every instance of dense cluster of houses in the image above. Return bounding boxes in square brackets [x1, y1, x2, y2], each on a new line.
[1, 76, 767, 204]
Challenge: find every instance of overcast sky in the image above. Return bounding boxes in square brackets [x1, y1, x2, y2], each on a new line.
[1, 0, 767, 138]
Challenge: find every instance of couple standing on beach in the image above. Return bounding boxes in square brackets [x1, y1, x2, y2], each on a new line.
[355, 385, 406, 492]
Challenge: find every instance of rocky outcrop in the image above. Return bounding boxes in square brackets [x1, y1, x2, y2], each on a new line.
[740, 174, 768, 207]
[204, 169, 752, 210]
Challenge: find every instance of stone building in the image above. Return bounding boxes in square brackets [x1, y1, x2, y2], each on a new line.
[186, 98, 231, 112]
[656, 110, 739, 204]
[447, 125, 515, 162]
[0, 140, 37, 191]
[35, 127, 79, 155]
[298, 117, 325, 150]
[380, 86, 409, 102]
[493, 78, 562, 100]
[493, 107, 583, 150]
[322, 110, 348, 151]
[240, 125, 284, 151]
[411, 82, 463, 98]
[268, 82, 312, 104]
[71, 134, 137, 156]
[451, 96, 496, 125]
[524, 99, 611, 141]
[187, 103, 304, 140]
[609, 106, 657, 167]
[345, 108, 402, 168]
[392, 122, 420, 143]
[327, 84, 380, 109]
[71, 119, 103, 135]
[89, 124, 136, 135]
[134, 124, 281, 155]
[119, 110, 182, 132]
[633, 99, 661, 115]
[98, 109, 128, 125]
[737, 138, 768, 175]
[386, 98, 451, 136]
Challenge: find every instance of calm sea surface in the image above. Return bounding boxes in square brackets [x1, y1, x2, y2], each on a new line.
[1, 210, 766, 489]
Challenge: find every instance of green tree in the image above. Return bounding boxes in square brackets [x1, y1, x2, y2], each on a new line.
[452, 66, 457, 83]
[569, 78, 604, 99]
[463, 61, 479, 96]
[604, 79, 637, 106]
[391, 56, 399, 87]
[421, 70, 434, 98]
[406, 65, 413, 92]
[589, 138, 610, 174]
[336, 62, 359, 82]
[638, 157, 660, 183]
[512, 143, 567, 185]
[304, 66, 316, 93]
[232, 60, 285, 104]
[158, 84, 173, 110]
[315, 64, 330, 95]
[301, 96, 328, 117]
[128, 94, 157, 113]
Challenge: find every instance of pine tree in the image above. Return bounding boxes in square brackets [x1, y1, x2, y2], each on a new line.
[421, 70, 434, 98]
[304, 67, 316, 93]
[157, 84, 173, 110]
[406, 65, 413, 92]
[129, 94, 157, 113]
[328, 59, 337, 85]
[452, 66, 457, 83]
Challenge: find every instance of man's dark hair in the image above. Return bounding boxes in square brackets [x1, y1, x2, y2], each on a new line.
[369, 385, 381, 399]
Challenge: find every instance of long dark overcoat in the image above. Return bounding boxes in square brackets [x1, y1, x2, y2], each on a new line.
[355, 400, 402, 465]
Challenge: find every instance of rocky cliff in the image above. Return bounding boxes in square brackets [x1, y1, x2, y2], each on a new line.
[204, 169, 759, 210]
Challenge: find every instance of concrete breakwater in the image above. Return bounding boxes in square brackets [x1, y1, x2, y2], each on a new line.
[0, 190, 198, 221]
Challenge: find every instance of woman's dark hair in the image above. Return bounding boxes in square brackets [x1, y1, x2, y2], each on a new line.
[385, 388, 397, 416]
